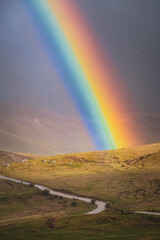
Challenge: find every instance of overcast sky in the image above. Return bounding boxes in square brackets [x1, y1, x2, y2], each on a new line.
[0, 0, 160, 115]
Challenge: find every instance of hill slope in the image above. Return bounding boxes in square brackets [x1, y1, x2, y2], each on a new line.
[0, 151, 41, 166]
[0, 143, 160, 240]
[1, 143, 160, 210]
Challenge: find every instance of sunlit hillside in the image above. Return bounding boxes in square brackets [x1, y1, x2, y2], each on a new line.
[1, 143, 160, 211]
[0, 143, 160, 239]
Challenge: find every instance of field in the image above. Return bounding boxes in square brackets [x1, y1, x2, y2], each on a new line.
[1, 210, 160, 240]
[0, 143, 160, 239]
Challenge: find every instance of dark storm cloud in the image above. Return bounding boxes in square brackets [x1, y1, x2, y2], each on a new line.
[75, 0, 160, 113]
[0, 0, 160, 113]
[0, 0, 77, 116]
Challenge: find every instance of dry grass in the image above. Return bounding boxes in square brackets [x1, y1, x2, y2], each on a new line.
[0, 179, 94, 222]
[0, 150, 42, 166]
[0, 143, 160, 211]
[0, 143, 160, 240]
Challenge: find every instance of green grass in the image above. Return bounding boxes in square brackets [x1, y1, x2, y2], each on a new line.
[0, 211, 160, 240]
[0, 180, 94, 221]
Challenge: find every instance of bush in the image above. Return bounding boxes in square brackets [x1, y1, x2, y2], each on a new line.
[70, 201, 77, 207]
[120, 210, 125, 214]
[91, 199, 96, 205]
[29, 183, 34, 187]
[41, 189, 50, 196]
[105, 203, 110, 208]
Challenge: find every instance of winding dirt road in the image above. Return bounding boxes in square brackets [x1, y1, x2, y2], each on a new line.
[135, 211, 160, 216]
[1, 175, 160, 216]
[0, 175, 106, 215]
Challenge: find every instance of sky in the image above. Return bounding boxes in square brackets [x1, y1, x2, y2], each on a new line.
[0, 0, 160, 115]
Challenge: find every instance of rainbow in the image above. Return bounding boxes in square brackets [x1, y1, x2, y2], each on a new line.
[25, 0, 137, 150]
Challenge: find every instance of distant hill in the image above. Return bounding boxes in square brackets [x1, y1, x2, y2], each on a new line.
[0, 151, 40, 166]
[0, 101, 94, 155]
[0, 101, 159, 155]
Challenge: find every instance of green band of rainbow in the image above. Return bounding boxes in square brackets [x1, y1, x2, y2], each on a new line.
[25, 0, 138, 150]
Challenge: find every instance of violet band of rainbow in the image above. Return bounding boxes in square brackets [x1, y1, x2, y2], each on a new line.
[25, 0, 138, 150]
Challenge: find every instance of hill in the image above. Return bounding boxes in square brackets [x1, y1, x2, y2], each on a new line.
[0, 151, 42, 166]
[0, 179, 93, 222]
[0, 143, 160, 239]
[1, 142, 160, 210]
[0, 101, 94, 155]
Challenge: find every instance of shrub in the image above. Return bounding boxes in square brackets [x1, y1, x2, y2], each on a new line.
[120, 210, 125, 214]
[41, 189, 50, 196]
[105, 203, 110, 208]
[70, 201, 77, 207]
[91, 199, 96, 205]
[29, 183, 34, 187]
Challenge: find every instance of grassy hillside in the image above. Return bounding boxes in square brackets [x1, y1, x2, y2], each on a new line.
[0, 179, 94, 222]
[0, 143, 160, 239]
[1, 210, 160, 240]
[0, 151, 42, 166]
[1, 143, 160, 211]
